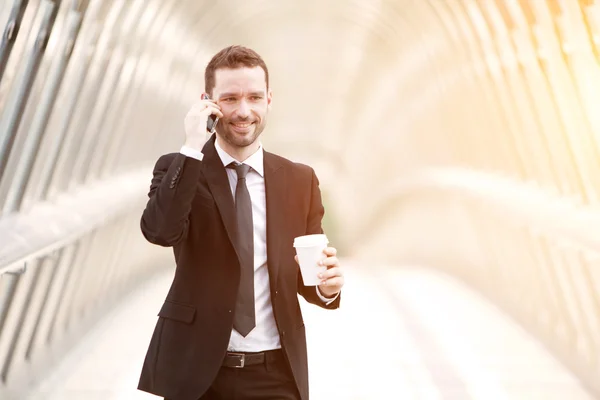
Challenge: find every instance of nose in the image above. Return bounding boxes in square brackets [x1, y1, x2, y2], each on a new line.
[236, 99, 250, 119]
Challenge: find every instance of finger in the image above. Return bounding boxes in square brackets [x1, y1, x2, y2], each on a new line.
[184, 109, 223, 129]
[211, 108, 224, 118]
[319, 276, 344, 287]
[319, 267, 342, 280]
[319, 256, 338, 267]
[189, 104, 223, 119]
[322, 247, 337, 256]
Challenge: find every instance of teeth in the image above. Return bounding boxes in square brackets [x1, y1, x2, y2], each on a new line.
[233, 123, 251, 128]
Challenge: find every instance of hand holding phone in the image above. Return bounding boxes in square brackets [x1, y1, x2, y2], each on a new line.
[183, 94, 223, 151]
[201, 93, 220, 134]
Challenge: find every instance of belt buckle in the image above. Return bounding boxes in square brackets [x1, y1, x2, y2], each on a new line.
[230, 352, 245, 368]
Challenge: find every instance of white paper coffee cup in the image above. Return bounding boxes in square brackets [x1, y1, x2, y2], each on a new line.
[293, 234, 329, 286]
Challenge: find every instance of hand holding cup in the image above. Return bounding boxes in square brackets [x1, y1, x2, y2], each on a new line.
[293, 234, 344, 298]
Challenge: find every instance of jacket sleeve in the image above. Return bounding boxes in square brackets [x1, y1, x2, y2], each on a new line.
[297, 167, 341, 309]
[140, 153, 203, 247]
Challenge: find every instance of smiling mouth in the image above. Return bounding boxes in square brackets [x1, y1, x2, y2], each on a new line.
[231, 122, 254, 130]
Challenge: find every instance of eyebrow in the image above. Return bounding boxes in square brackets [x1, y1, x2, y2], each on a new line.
[219, 91, 265, 99]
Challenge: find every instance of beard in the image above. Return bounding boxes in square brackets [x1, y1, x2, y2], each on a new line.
[216, 115, 267, 149]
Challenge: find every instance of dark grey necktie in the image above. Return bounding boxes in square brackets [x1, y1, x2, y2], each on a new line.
[229, 163, 255, 337]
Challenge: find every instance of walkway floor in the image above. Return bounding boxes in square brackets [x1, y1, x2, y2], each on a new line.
[25, 261, 595, 400]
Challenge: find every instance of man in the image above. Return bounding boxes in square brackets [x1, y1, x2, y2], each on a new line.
[137, 45, 344, 400]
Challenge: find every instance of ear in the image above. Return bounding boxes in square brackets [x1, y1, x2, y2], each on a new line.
[267, 88, 273, 111]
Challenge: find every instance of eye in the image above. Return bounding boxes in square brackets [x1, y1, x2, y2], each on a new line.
[222, 98, 235, 102]
[250, 96, 262, 101]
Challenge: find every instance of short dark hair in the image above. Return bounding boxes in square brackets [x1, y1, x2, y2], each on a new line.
[204, 45, 269, 96]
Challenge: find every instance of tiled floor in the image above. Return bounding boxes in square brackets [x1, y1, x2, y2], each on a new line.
[25, 261, 595, 400]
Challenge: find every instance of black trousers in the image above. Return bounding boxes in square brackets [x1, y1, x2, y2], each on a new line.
[167, 350, 301, 400]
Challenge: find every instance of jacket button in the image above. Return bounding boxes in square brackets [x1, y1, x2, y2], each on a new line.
[228, 310, 232, 313]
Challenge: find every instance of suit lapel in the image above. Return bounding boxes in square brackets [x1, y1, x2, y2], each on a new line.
[200, 135, 241, 263]
[200, 136, 287, 286]
[264, 151, 286, 289]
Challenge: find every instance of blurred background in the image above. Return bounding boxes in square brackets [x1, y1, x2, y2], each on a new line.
[1, 0, 600, 399]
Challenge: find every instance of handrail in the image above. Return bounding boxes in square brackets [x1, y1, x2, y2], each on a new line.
[362, 167, 600, 255]
[0, 167, 151, 275]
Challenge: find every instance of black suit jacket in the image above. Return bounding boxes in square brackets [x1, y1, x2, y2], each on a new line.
[137, 135, 341, 400]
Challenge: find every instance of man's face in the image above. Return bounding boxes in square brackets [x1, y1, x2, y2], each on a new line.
[211, 66, 272, 149]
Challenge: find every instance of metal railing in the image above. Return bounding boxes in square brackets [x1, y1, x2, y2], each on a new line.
[0, 0, 204, 397]
[0, 170, 170, 398]
[0, 168, 151, 276]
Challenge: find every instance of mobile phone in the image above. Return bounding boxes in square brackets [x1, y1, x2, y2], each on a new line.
[201, 93, 219, 133]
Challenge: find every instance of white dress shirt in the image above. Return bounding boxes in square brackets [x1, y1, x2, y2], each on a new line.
[180, 142, 337, 352]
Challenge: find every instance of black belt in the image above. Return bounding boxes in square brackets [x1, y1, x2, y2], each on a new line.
[222, 349, 282, 368]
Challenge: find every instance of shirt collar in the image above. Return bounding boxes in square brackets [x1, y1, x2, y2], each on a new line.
[214, 138, 264, 177]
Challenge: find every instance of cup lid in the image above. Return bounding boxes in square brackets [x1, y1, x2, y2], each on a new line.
[293, 234, 329, 247]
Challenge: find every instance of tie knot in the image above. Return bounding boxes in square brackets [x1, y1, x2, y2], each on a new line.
[228, 162, 251, 179]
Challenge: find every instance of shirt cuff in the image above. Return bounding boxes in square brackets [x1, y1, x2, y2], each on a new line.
[316, 286, 339, 305]
[180, 145, 204, 161]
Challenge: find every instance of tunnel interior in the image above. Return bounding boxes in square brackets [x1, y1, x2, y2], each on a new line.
[1, 0, 600, 398]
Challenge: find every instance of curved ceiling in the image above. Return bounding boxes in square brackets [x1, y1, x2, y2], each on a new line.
[3, 0, 599, 245]
[101, 0, 597, 249]
[154, 0, 453, 226]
